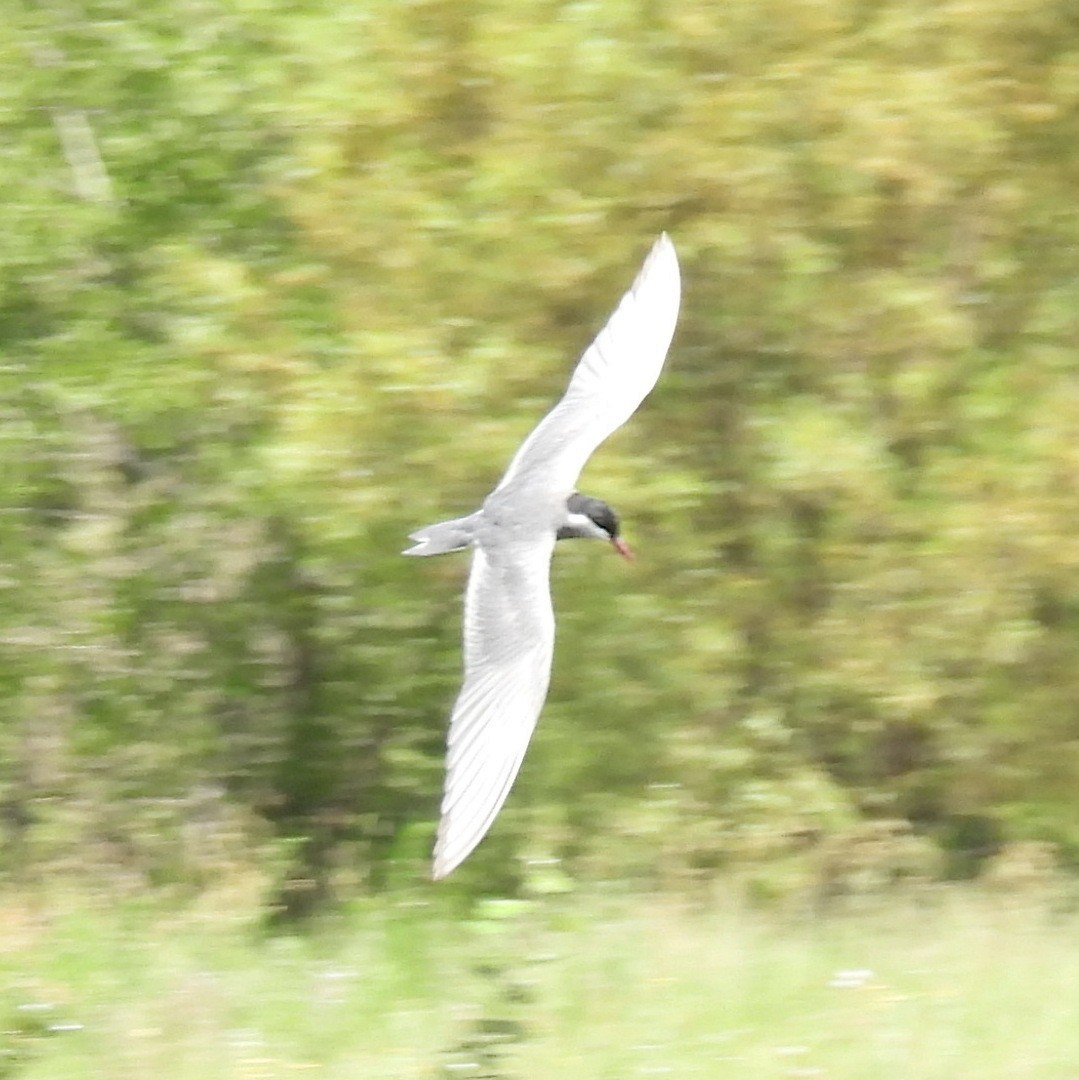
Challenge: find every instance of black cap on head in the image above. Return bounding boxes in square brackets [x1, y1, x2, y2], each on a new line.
[566, 492, 620, 539]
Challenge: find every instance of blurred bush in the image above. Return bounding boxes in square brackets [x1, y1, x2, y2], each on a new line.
[2, 0, 1078, 901]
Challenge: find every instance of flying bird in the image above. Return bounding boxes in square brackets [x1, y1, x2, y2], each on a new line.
[405, 234, 681, 879]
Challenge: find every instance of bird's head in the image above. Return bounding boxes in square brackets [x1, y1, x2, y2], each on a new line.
[557, 493, 634, 560]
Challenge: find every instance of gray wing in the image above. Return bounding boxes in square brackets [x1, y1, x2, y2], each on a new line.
[495, 233, 681, 497]
[432, 538, 556, 879]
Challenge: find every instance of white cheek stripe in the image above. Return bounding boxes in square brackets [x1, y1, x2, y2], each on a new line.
[564, 511, 609, 539]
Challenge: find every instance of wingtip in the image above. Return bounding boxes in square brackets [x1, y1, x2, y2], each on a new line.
[431, 819, 457, 881]
[633, 232, 681, 311]
[642, 231, 678, 272]
[430, 841, 464, 882]
[654, 231, 676, 257]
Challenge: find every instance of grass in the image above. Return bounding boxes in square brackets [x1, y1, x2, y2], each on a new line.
[526, 890, 1079, 1078]
[1, 881, 1077, 1079]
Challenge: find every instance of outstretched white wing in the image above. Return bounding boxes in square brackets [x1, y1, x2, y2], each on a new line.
[495, 233, 681, 497]
[432, 539, 556, 879]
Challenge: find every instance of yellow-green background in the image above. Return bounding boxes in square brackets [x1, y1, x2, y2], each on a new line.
[2, 2, 1078, 1073]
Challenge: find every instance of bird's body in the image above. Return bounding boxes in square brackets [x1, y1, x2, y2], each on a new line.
[405, 235, 681, 878]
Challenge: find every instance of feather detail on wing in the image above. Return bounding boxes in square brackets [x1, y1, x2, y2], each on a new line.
[495, 233, 681, 496]
[432, 540, 556, 880]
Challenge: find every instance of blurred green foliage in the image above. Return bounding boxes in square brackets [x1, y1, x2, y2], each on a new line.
[2, 0, 1078, 900]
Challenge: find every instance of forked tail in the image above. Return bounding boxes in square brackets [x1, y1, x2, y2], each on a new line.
[402, 512, 479, 557]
